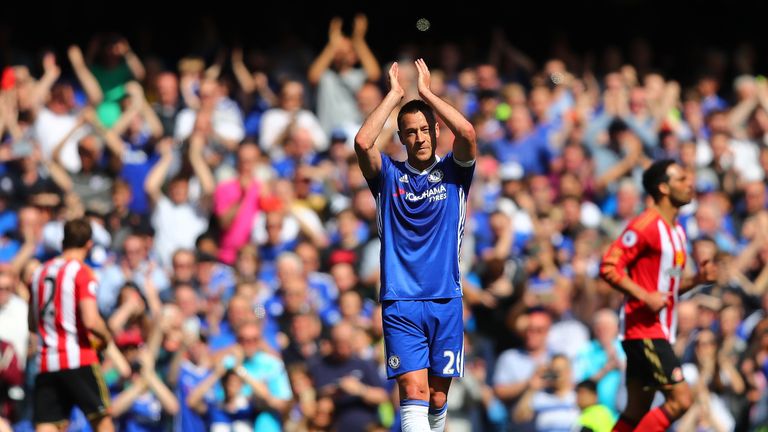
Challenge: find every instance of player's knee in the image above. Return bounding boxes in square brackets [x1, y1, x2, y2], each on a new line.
[430, 391, 447, 410]
[666, 386, 693, 417]
[401, 382, 430, 401]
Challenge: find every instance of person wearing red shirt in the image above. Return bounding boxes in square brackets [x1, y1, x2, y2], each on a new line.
[28, 218, 114, 432]
[600, 160, 716, 432]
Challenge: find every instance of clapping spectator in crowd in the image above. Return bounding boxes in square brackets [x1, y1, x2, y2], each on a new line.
[308, 15, 381, 135]
[309, 321, 387, 432]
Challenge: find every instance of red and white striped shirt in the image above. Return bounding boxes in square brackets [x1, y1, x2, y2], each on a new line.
[600, 208, 687, 343]
[30, 258, 99, 372]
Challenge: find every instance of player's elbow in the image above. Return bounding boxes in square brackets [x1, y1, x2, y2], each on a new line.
[79, 302, 104, 333]
[354, 133, 374, 152]
[599, 265, 626, 288]
[458, 122, 476, 144]
[598, 264, 617, 284]
[81, 314, 101, 333]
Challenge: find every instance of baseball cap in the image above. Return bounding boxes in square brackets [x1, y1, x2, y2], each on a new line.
[115, 327, 144, 348]
[499, 161, 524, 181]
[330, 128, 348, 143]
[695, 169, 719, 194]
[329, 249, 356, 266]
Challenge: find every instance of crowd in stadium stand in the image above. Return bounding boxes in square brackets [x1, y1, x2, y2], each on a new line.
[1, 13, 768, 432]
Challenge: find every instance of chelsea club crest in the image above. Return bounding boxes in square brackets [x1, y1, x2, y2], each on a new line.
[388, 355, 401, 369]
[428, 169, 443, 183]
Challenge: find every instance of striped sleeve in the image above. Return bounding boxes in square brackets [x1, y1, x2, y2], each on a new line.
[74, 265, 97, 302]
[600, 223, 649, 285]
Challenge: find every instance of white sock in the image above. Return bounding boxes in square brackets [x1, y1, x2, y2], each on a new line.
[428, 404, 448, 432]
[401, 401, 430, 432]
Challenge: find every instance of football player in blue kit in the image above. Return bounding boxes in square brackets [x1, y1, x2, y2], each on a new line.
[354, 58, 476, 432]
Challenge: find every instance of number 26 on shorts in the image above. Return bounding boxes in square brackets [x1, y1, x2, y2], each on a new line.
[443, 350, 463, 375]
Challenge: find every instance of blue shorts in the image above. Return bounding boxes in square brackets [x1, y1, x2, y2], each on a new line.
[382, 298, 464, 379]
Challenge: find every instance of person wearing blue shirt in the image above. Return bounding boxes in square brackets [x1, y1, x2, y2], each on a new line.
[174, 336, 213, 432]
[355, 59, 476, 432]
[492, 108, 553, 176]
[111, 344, 180, 432]
[187, 364, 258, 432]
[573, 309, 626, 418]
[309, 321, 388, 432]
[209, 319, 293, 432]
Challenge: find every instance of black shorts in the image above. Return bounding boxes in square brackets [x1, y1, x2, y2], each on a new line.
[33, 364, 110, 424]
[622, 338, 684, 389]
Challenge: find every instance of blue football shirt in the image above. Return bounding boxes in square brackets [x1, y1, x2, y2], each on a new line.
[367, 153, 474, 300]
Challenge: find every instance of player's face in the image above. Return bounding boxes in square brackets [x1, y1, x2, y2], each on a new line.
[399, 111, 438, 164]
[665, 164, 694, 207]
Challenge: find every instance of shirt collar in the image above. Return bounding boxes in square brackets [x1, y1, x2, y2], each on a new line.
[405, 155, 440, 175]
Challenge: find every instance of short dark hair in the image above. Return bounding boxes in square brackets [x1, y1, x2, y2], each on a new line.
[169, 174, 189, 185]
[526, 306, 554, 324]
[62, 218, 92, 249]
[693, 235, 717, 247]
[642, 159, 676, 203]
[397, 99, 437, 132]
[576, 379, 598, 393]
[607, 118, 629, 137]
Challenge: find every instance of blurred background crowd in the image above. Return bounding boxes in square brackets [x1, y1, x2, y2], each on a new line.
[1, 4, 768, 432]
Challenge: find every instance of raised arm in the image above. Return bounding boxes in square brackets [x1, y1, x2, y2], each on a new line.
[115, 38, 146, 81]
[139, 348, 179, 415]
[350, 14, 381, 82]
[187, 365, 224, 415]
[414, 59, 476, 163]
[32, 52, 61, 111]
[83, 107, 125, 161]
[235, 55, 279, 107]
[235, 365, 291, 414]
[189, 132, 216, 199]
[144, 138, 174, 205]
[10, 228, 39, 278]
[67, 45, 103, 105]
[231, 47, 256, 93]
[111, 378, 148, 416]
[354, 62, 403, 179]
[308, 17, 343, 86]
[110, 81, 145, 136]
[49, 118, 88, 191]
[0, 93, 21, 142]
[126, 80, 165, 139]
[204, 49, 226, 81]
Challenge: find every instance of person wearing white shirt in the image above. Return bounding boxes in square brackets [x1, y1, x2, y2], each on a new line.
[259, 80, 327, 158]
[174, 79, 245, 149]
[145, 135, 214, 269]
[0, 271, 28, 366]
